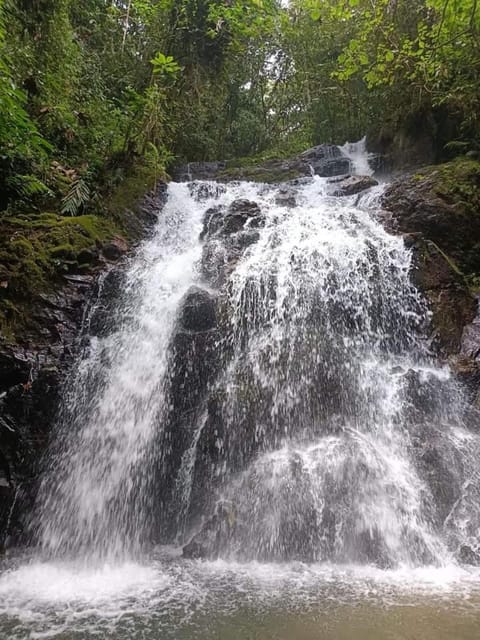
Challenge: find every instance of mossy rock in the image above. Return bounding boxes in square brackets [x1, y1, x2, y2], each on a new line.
[0, 211, 122, 340]
[383, 157, 480, 285]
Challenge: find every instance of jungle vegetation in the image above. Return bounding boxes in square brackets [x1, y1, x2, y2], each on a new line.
[0, 0, 478, 214]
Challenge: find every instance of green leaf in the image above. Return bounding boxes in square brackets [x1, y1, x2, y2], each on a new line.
[61, 178, 91, 216]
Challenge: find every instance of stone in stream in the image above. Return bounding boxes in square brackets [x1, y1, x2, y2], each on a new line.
[223, 199, 264, 234]
[329, 174, 378, 196]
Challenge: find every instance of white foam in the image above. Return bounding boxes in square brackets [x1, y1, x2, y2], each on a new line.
[1, 557, 480, 638]
[0, 561, 165, 605]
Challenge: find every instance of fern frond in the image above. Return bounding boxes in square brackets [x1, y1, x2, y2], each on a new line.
[7, 174, 53, 199]
[61, 178, 90, 216]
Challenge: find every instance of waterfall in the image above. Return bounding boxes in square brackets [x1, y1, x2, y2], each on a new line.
[34, 149, 480, 569]
[340, 136, 375, 176]
[36, 183, 206, 560]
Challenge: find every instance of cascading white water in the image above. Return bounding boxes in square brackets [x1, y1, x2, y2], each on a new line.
[174, 177, 479, 567]
[340, 136, 375, 176]
[1, 143, 480, 639]
[36, 182, 209, 560]
[34, 147, 480, 568]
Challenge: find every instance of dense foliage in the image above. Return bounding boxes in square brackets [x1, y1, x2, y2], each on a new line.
[0, 0, 479, 213]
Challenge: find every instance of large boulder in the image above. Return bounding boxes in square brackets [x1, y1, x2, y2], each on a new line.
[407, 238, 476, 356]
[383, 159, 480, 276]
[178, 286, 218, 333]
[299, 145, 352, 177]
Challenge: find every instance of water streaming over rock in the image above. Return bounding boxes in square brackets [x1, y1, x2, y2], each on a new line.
[35, 144, 480, 572]
[36, 183, 207, 560]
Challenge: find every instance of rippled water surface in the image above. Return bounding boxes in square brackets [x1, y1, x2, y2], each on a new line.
[1, 552, 480, 639]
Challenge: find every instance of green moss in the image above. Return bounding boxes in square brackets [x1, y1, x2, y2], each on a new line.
[0, 209, 123, 342]
[0, 165, 160, 344]
[408, 157, 480, 278]
[432, 158, 480, 214]
[103, 165, 157, 239]
[225, 141, 306, 170]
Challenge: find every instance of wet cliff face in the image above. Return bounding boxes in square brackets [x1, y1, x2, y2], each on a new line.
[382, 158, 480, 406]
[0, 186, 165, 551]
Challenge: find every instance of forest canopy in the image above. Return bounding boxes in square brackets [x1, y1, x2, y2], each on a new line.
[0, 0, 479, 213]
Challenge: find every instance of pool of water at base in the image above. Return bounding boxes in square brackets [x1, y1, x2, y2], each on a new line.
[1, 549, 480, 639]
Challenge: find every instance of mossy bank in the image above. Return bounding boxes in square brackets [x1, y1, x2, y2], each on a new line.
[0, 168, 162, 344]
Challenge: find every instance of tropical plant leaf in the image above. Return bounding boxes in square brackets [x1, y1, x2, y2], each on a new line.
[61, 177, 90, 216]
[6, 174, 54, 199]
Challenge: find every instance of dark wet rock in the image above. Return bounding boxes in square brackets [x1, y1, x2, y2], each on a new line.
[449, 356, 480, 404]
[458, 544, 480, 565]
[381, 160, 480, 360]
[223, 200, 263, 235]
[178, 286, 218, 333]
[200, 206, 225, 240]
[0, 274, 98, 550]
[102, 236, 129, 261]
[329, 175, 378, 197]
[182, 501, 236, 560]
[410, 422, 463, 525]
[402, 368, 449, 417]
[401, 232, 424, 248]
[182, 539, 207, 559]
[200, 199, 265, 288]
[460, 311, 480, 362]
[299, 145, 351, 177]
[201, 200, 263, 242]
[235, 229, 261, 250]
[189, 182, 227, 202]
[88, 268, 128, 338]
[408, 239, 476, 356]
[382, 159, 480, 277]
[367, 124, 437, 173]
[152, 295, 229, 538]
[447, 306, 480, 403]
[135, 182, 168, 232]
[77, 247, 99, 264]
